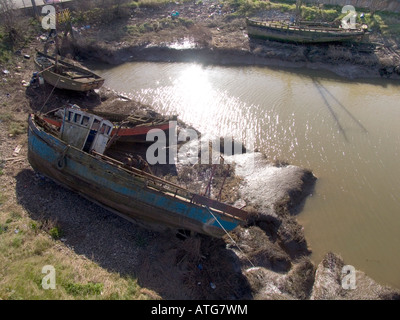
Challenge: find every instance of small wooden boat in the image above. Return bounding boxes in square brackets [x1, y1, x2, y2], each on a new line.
[42, 106, 176, 144]
[246, 18, 368, 44]
[34, 51, 105, 91]
[28, 107, 249, 237]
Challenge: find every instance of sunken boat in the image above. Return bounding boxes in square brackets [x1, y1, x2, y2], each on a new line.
[34, 51, 105, 91]
[27, 107, 249, 238]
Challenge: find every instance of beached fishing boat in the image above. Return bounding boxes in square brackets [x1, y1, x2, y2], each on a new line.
[246, 18, 368, 43]
[42, 106, 176, 144]
[34, 51, 104, 91]
[27, 107, 248, 238]
[246, 0, 368, 44]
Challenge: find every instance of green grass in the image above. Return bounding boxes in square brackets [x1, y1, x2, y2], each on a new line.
[0, 224, 8, 235]
[0, 193, 6, 206]
[0, 190, 151, 299]
[0, 113, 27, 137]
[0, 215, 152, 299]
[49, 226, 63, 240]
[0, 28, 12, 64]
[64, 282, 103, 297]
[126, 16, 194, 35]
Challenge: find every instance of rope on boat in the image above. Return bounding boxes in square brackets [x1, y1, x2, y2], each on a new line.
[39, 76, 61, 114]
[205, 206, 255, 268]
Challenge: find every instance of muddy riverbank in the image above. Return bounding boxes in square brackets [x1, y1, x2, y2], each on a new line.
[3, 72, 399, 298]
[58, 1, 400, 81]
[1, 57, 399, 297]
[1, 1, 400, 300]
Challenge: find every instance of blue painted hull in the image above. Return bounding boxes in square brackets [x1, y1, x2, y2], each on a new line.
[27, 115, 244, 237]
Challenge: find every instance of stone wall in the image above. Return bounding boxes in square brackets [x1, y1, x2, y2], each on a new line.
[304, 0, 400, 12]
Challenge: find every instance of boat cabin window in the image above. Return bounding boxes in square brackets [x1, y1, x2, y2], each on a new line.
[81, 116, 90, 127]
[100, 123, 111, 135]
[92, 119, 100, 131]
[61, 108, 113, 155]
[74, 113, 81, 124]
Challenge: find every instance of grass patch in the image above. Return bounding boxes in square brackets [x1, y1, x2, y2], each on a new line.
[64, 282, 103, 297]
[0, 193, 6, 206]
[8, 121, 27, 136]
[0, 113, 27, 137]
[11, 235, 23, 248]
[0, 214, 153, 299]
[0, 29, 12, 64]
[49, 226, 63, 240]
[0, 224, 9, 235]
[126, 16, 194, 35]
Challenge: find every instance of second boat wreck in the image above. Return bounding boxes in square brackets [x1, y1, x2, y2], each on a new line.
[27, 107, 250, 238]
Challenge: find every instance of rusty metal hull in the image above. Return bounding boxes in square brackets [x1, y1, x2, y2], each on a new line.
[27, 115, 244, 237]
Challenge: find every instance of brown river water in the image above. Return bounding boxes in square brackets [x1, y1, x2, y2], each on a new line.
[92, 62, 400, 290]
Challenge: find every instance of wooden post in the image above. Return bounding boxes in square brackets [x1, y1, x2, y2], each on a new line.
[31, 0, 38, 17]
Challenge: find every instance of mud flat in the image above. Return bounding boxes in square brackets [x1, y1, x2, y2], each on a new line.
[71, 41, 397, 80]
[61, 1, 400, 81]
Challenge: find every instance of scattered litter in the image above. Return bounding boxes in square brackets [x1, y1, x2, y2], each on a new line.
[21, 80, 29, 87]
[233, 198, 246, 209]
[14, 229, 19, 234]
[210, 282, 216, 290]
[24, 54, 30, 59]
[171, 11, 179, 19]
[4, 156, 24, 162]
[13, 145, 22, 156]
[2, 70, 10, 75]
[197, 263, 203, 270]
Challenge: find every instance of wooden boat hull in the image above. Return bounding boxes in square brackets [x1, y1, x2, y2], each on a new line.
[34, 52, 104, 92]
[112, 121, 172, 143]
[246, 19, 367, 44]
[42, 115, 173, 144]
[27, 115, 244, 237]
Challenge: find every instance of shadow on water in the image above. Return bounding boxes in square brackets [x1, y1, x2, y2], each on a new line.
[311, 76, 371, 142]
[15, 168, 252, 299]
[314, 78, 369, 134]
